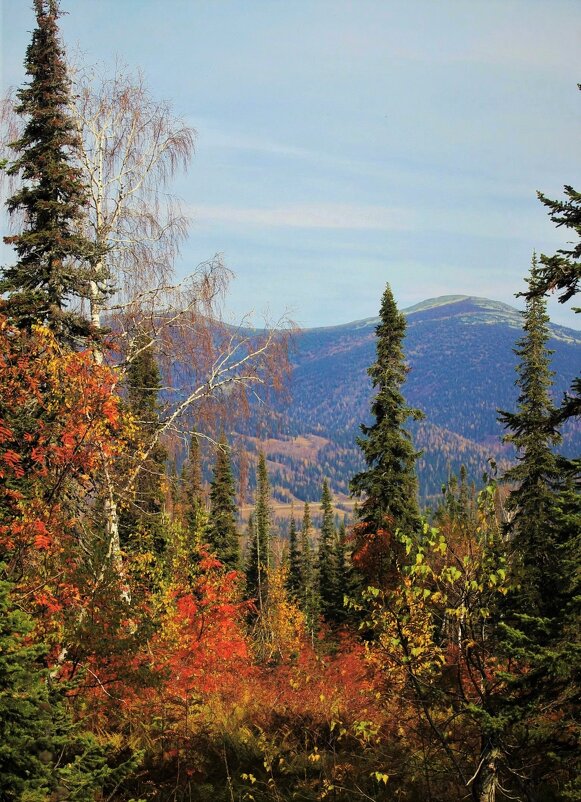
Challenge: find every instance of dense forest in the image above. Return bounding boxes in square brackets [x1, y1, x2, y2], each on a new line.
[1, 3, 579, 802]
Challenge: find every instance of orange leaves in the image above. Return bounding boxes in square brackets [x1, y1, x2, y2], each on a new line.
[152, 557, 252, 697]
[33, 519, 51, 550]
[33, 591, 62, 615]
[102, 397, 119, 426]
[30, 445, 47, 464]
[0, 315, 138, 662]
[1, 448, 24, 478]
[0, 314, 127, 529]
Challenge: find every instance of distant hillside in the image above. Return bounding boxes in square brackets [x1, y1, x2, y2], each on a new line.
[234, 295, 580, 510]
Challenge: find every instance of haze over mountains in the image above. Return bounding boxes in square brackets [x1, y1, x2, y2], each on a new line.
[236, 295, 580, 512]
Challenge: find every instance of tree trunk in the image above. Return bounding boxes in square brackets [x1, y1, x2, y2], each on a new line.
[474, 745, 500, 802]
[89, 272, 104, 365]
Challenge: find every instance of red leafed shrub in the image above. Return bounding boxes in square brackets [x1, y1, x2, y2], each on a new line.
[0, 317, 129, 640]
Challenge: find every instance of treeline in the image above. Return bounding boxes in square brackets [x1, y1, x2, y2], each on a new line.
[1, 3, 580, 802]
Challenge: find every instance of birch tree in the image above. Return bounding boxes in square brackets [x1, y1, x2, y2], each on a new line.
[69, 65, 196, 337]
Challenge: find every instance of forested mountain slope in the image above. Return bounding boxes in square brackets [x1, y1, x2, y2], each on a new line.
[236, 295, 580, 508]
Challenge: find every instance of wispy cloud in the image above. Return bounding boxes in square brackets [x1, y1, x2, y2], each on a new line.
[190, 203, 416, 231]
[194, 125, 313, 160]
[189, 201, 563, 245]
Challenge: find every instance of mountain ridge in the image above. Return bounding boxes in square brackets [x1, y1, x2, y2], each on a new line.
[297, 295, 579, 343]
[235, 294, 579, 510]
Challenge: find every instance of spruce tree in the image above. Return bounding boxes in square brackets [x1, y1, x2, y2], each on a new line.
[255, 453, 272, 574]
[350, 283, 423, 582]
[0, 570, 55, 799]
[299, 502, 319, 637]
[318, 479, 338, 621]
[206, 435, 239, 570]
[244, 512, 256, 591]
[119, 334, 167, 553]
[286, 511, 302, 600]
[330, 520, 351, 625]
[0, 567, 137, 799]
[245, 453, 271, 609]
[496, 260, 580, 794]
[499, 257, 562, 616]
[182, 432, 205, 540]
[1, 0, 97, 342]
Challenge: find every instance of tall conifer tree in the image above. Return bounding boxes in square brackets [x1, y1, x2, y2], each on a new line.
[529, 107, 580, 468]
[318, 479, 337, 621]
[299, 502, 319, 636]
[255, 453, 271, 573]
[499, 257, 562, 615]
[1, 0, 97, 342]
[206, 435, 239, 570]
[494, 259, 581, 794]
[330, 520, 351, 625]
[350, 283, 422, 582]
[182, 432, 205, 539]
[286, 511, 302, 600]
[246, 453, 271, 609]
[119, 335, 167, 552]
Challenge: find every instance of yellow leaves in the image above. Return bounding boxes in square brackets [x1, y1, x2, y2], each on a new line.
[308, 748, 321, 763]
[442, 565, 462, 583]
[352, 719, 379, 743]
[252, 565, 306, 663]
[329, 719, 348, 738]
[372, 771, 390, 785]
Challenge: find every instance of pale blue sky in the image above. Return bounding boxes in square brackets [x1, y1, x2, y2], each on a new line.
[2, 0, 580, 327]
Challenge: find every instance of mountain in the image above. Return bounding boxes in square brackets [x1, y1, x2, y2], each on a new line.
[235, 295, 580, 512]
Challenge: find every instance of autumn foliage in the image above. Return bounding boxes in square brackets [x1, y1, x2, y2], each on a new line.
[1, 316, 123, 586]
[1, 4, 578, 796]
[0, 311, 395, 798]
[1, 305, 577, 800]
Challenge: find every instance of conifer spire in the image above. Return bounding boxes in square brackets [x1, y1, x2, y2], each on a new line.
[1, 0, 98, 342]
[331, 519, 351, 624]
[119, 334, 167, 553]
[206, 435, 239, 570]
[350, 283, 422, 582]
[318, 479, 337, 620]
[286, 509, 302, 599]
[245, 452, 271, 609]
[181, 433, 203, 527]
[299, 502, 319, 636]
[499, 256, 562, 615]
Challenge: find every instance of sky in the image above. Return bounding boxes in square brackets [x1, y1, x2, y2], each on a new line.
[2, 0, 580, 328]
